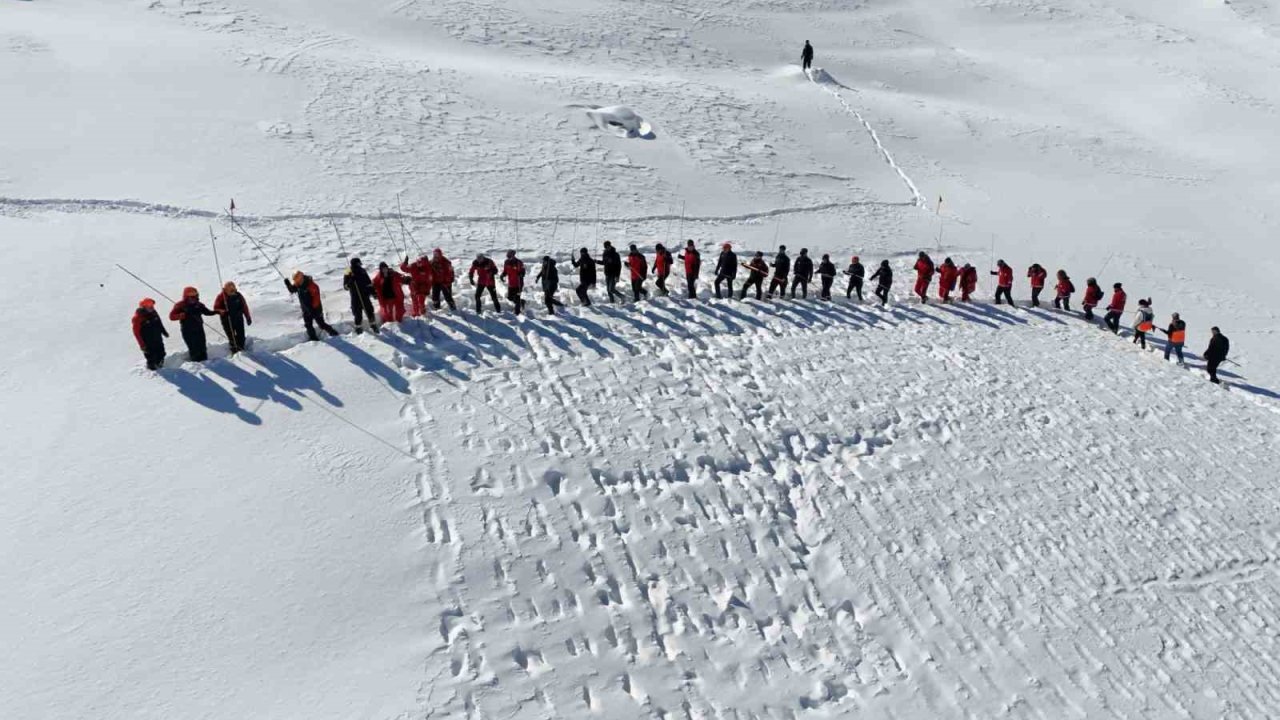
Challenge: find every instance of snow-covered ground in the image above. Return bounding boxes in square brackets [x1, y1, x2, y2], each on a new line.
[4, 0, 1280, 718]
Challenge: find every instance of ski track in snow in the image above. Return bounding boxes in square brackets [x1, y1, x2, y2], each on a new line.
[200, 291, 1280, 719]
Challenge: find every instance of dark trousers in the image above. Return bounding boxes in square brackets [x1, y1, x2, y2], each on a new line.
[1207, 358, 1222, 383]
[846, 277, 863, 300]
[181, 326, 208, 362]
[1083, 305, 1095, 320]
[576, 282, 593, 306]
[994, 286, 1013, 305]
[655, 273, 669, 296]
[302, 307, 337, 341]
[767, 276, 787, 297]
[1104, 310, 1122, 333]
[686, 275, 697, 299]
[220, 315, 247, 352]
[715, 275, 735, 299]
[1133, 331, 1147, 349]
[475, 285, 501, 313]
[543, 290, 564, 315]
[350, 292, 378, 333]
[820, 276, 834, 299]
[143, 341, 166, 371]
[803, 57, 812, 70]
[432, 284, 457, 311]
[507, 285, 524, 314]
[605, 273, 621, 302]
[1031, 287, 1043, 307]
[875, 284, 890, 305]
[790, 277, 809, 298]
[1164, 343, 1184, 363]
[631, 279, 647, 301]
[1054, 295, 1071, 312]
[740, 275, 764, 300]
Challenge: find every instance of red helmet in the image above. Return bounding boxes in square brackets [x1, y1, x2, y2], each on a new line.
[852, 255, 859, 262]
[139, 297, 156, 308]
[183, 286, 198, 298]
[722, 242, 732, 250]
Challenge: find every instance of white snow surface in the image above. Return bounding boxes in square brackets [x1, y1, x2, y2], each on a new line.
[4, 0, 1280, 718]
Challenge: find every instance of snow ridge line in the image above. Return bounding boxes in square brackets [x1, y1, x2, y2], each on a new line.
[0, 197, 914, 225]
[812, 78, 927, 208]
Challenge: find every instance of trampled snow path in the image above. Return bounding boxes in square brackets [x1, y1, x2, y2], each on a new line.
[325, 296, 1280, 719]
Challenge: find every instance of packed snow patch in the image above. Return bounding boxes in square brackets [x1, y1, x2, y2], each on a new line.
[585, 105, 654, 139]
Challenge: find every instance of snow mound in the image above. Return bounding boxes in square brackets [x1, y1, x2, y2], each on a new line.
[585, 105, 655, 139]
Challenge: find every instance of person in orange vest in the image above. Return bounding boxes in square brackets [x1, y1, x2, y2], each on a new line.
[937, 257, 958, 303]
[679, 240, 701, 299]
[468, 253, 502, 314]
[372, 262, 408, 323]
[959, 263, 977, 302]
[1158, 313, 1187, 365]
[429, 249, 458, 311]
[990, 260, 1014, 305]
[1131, 298, 1155, 349]
[213, 281, 252, 353]
[1053, 270, 1075, 311]
[1081, 277, 1103, 320]
[1027, 263, 1048, 307]
[169, 286, 218, 362]
[285, 271, 339, 341]
[913, 252, 935, 303]
[652, 243, 673, 296]
[132, 297, 169, 370]
[503, 250, 528, 314]
[739, 252, 770, 300]
[1104, 282, 1127, 334]
[400, 254, 434, 318]
[627, 245, 648, 301]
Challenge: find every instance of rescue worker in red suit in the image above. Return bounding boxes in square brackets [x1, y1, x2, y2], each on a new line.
[1053, 270, 1075, 312]
[1027, 263, 1048, 307]
[468, 253, 502, 314]
[503, 251, 527, 314]
[1104, 282, 1127, 334]
[169, 286, 218, 362]
[213, 281, 252, 353]
[652, 244, 673, 296]
[937, 257, 958, 303]
[679, 240, 701, 299]
[132, 297, 169, 370]
[285, 271, 338, 341]
[429, 249, 458, 311]
[627, 245, 648, 301]
[1082, 277, 1103, 320]
[990, 259, 1014, 305]
[959, 263, 978, 302]
[400, 254, 434, 318]
[373, 262, 408, 323]
[913, 252, 935, 303]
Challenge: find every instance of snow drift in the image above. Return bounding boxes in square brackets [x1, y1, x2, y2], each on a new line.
[585, 105, 655, 139]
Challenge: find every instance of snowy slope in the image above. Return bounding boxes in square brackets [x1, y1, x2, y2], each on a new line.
[4, 0, 1280, 718]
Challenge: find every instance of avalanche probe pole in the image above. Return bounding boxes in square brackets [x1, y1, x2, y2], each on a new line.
[226, 209, 288, 282]
[935, 196, 944, 251]
[329, 218, 349, 258]
[209, 226, 225, 288]
[396, 193, 426, 255]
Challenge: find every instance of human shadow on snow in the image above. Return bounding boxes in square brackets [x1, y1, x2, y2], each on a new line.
[160, 367, 263, 425]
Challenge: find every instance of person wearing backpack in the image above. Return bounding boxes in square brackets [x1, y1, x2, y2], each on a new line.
[1132, 298, 1155, 349]
[1053, 270, 1075, 312]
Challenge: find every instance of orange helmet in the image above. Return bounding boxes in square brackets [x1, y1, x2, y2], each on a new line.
[183, 286, 198, 298]
[139, 297, 156, 308]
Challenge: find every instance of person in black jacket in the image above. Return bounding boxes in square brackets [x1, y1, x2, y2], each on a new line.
[1204, 326, 1230, 384]
[168, 286, 218, 362]
[714, 243, 737, 299]
[740, 252, 769, 300]
[768, 246, 790, 298]
[596, 241, 622, 303]
[535, 256, 565, 315]
[678, 240, 701, 299]
[801, 41, 814, 71]
[845, 255, 865, 301]
[285, 271, 339, 341]
[817, 254, 837, 300]
[132, 298, 169, 370]
[571, 248, 597, 306]
[790, 248, 814, 298]
[869, 260, 893, 306]
[342, 257, 379, 334]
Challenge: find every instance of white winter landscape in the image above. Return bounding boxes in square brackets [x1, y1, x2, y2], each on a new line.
[4, 0, 1280, 718]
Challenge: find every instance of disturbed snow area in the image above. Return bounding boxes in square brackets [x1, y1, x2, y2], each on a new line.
[3, 0, 1280, 718]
